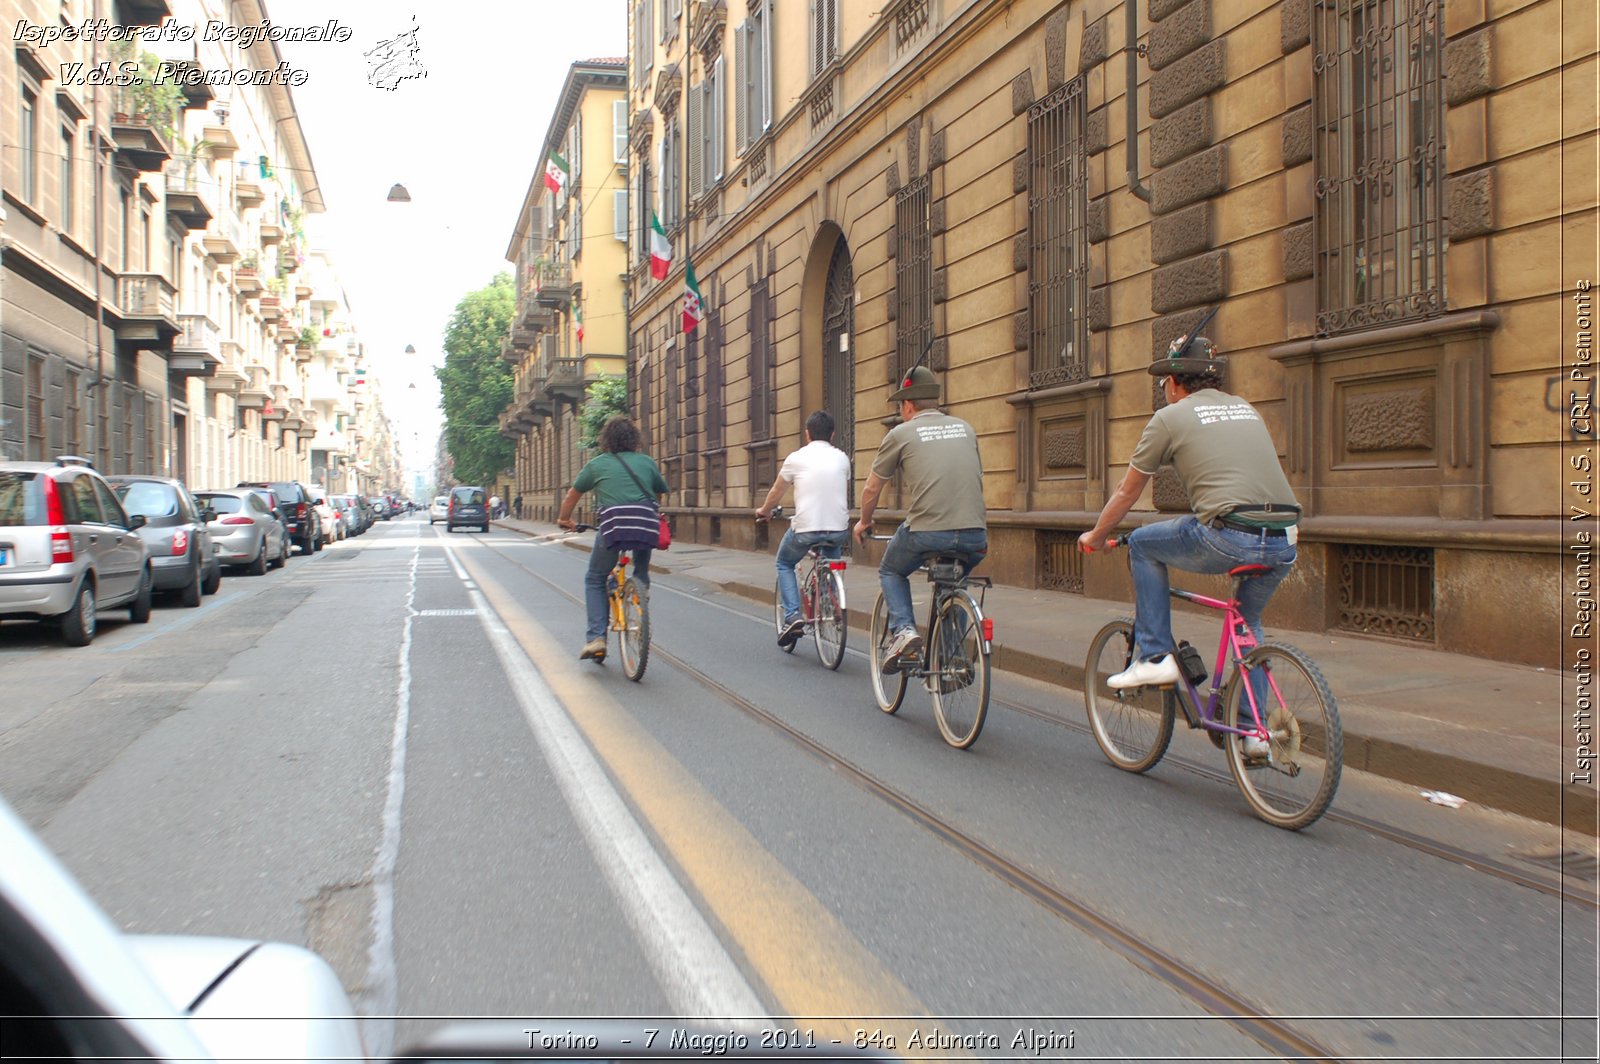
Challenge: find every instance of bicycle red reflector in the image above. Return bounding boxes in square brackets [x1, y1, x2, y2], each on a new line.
[828, 561, 846, 570]
[981, 618, 994, 641]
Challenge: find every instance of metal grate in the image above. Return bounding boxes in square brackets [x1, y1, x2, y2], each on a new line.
[1312, 0, 1445, 335]
[664, 328, 680, 457]
[1335, 543, 1435, 641]
[1027, 77, 1088, 390]
[895, 173, 934, 382]
[705, 309, 723, 450]
[748, 277, 774, 441]
[893, 0, 931, 51]
[1039, 530, 1086, 593]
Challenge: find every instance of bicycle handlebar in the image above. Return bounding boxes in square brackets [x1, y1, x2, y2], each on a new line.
[1080, 536, 1122, 553]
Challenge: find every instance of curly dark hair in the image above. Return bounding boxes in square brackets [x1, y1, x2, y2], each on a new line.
[599, 415, 642, 453]
[1171, 371, 1225, 393]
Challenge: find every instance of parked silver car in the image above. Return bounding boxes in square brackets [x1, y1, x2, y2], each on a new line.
[0, 457, 152, 645]
[109, 476, 221, 608]
[194, 489, 288, 575]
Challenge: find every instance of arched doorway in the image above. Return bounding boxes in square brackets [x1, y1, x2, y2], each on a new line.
[821, 238, 855, 492]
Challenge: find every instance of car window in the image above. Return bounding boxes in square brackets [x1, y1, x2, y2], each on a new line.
[67, 475, 102, 524]
[0, 472, 46, 526]
[200, 494, 242, 515]
[452, 488, 485, 505]
[92, 479, 131, 527]
[115, 481, 179, 518]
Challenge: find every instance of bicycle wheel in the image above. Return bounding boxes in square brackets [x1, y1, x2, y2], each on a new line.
[1084, 619, 1176, 773]
[774, 577, 795, 653]
[1223, 641, 1342, 830]
[813, 569, 848, 670]
[929, 593, 990, 749]
[868, 593, 907, 714]
[619, 578, 650, 681]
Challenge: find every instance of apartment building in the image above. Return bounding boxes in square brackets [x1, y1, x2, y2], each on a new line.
[623, 0, 1592, 666]
[501, 58, 630, 521]
[1, 0, 384, 493]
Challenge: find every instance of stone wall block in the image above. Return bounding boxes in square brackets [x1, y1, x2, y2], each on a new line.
[885, 162, 901, 197]
[1079, 16, 1108, 69]
[1445, 29, 1492, 106]
[1086, 107, 1110, 154]
[1282, 104, 1312, 168]
[1280, 0, 1310, 53]
[1014, 233, 1030, 272]
[1149, 0, 1212, 71]
[1151, 250, 1228, 315]
[885, 221, 897, 260]
[1149, 0, 1191, 23]
[1013, 154, 1029, 194]
[1149, 38, 1225, 119]
[1151, 306, 1213, 359]
[1151, 202, 1213, 265]
[1013, 311, 1030, 351]
[1046, 8, 1069, 90]
[1087, 197, 1110, 244]
[1088, 286, 1110, 333]
[1149, 143, 1227, 215]
[930, 338, 949, 371]
[1012, 70, 1036, 116]
[1282, 220, 1313, 280]
[1150, 98, 1212, 169]
[1446, 168, 1494, 239]
[933, 267, 949, 305]
[929, 129, 946, 169]
[929, 200, 946, 235]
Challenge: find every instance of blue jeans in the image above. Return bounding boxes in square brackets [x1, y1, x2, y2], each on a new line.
[776, 529, 848, 623]
[586, 531, 652, 641]
[1128, 515, 1295, 661]
[879, 524, 989, 633]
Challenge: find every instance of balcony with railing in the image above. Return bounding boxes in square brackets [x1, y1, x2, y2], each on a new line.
[237, 365, 271, 408]
[530, 261, 572, 308]
[202, 210, 244, 263]
[547, 356, 586, 400]
[112, 274, 180, 350]
[109, 113, 172, 173]
[170, 313, 221, 378]
[206, 338, 248, 392]
[164, 156, 215, 231]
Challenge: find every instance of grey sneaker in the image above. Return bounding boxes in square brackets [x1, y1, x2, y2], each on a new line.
[579, 637, 607, 661]
[778, 616, 806, 648]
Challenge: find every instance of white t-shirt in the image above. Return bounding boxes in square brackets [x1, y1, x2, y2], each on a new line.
[780, 440, 852, 533]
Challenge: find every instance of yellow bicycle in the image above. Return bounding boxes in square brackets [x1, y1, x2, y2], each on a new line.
[573, 524, 650, 681]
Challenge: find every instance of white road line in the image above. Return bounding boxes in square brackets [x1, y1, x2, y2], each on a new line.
[354, 547, 419, 1057]
[440, 544, 768, 1021]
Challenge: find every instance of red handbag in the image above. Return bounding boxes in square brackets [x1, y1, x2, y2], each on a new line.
[658, 513, 672, 550]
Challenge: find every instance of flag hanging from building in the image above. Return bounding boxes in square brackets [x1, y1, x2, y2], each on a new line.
[682, 257, 705, 334]
[543, 152, 569, 195]
[573, 295, 584, 343]
[649, 211, 672, 280]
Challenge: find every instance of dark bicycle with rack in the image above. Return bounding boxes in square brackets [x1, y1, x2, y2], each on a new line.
[760, 507, 849, 670]
[865, 532, 994, 749]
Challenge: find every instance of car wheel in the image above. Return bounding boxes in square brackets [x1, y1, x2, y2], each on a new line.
[272, 537, 288, 569]
[180, 556, 203, 607]
[60, 582, 96, 646]
[201, 557, 221, 596]
[248, 539, 269, 576]
[129, 567, 153, 624]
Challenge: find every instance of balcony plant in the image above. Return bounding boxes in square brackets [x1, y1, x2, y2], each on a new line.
[238, 252, 260, 275]
[297, 326, 317, 349]
[109, 38, 184, 140]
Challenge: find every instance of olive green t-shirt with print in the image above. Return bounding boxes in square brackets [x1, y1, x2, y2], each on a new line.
[870, 410, 987, 531]
[1128, 389, 1297, 526]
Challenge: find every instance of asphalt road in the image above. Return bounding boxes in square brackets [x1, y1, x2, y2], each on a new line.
[2, 515, 1592, 1061]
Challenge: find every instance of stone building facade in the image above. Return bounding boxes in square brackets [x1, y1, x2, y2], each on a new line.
[622, 0, 1592, 666]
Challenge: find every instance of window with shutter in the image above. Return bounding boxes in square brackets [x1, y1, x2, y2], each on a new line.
[687, 82, 704, 201]
[810, 0, 839, 79]
[734, 22, 749, 155]
[571, 112, 582, 180]
[614, 190, 629, 242]
[757, 1, 773, 132]
[708, 56, 724, 183]
[614, 100, 629, 163]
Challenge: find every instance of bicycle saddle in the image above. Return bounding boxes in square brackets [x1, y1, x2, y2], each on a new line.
[923, 554, 966, 583]
[1228, 563, 1274, 577]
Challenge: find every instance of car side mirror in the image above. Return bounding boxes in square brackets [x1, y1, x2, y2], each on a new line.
[126, 514, 147, 531]
[201, 507, 217, 522]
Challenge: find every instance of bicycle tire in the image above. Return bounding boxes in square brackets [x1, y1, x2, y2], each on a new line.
[1083, 619, 1176, 773]
[868, 593, 907, 714]
[813, 569, 847, 671]
[774, 577, 796, 653]
[1222, 641, 1342, 830]
[619, 578, 650, 681]
[929, 592, 990, 749]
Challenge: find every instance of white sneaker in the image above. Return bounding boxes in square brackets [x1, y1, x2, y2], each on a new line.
[886, 627, 924, 662]
[1240, 734, 1272, 760]
[1107, 653, 1182, 689]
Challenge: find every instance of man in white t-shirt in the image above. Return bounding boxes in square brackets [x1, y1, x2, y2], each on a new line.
[755, 410, 853, 648]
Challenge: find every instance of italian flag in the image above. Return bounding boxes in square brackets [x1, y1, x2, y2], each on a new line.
[573, 295, 584, 343]
[649, 211, 672, 280]
[543, 152, 569, 195]
[682, 257, 705, 334]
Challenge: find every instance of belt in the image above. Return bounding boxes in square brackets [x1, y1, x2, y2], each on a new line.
[1214, 516, 1289, 537]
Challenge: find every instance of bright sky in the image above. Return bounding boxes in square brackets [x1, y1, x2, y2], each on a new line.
[269, 1, 626, 486]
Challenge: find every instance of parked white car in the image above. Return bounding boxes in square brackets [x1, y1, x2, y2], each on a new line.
[428, 495, 449, 525]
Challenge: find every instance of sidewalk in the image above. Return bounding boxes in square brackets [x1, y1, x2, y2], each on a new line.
[493, 515, 1592, 833]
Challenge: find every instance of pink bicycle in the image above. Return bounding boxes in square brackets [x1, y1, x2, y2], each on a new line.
[1083, 539, 1342, 830]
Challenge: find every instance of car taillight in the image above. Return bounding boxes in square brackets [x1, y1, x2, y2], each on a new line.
[172, 529, 188, 556]
[43, 478, 73, 564]
[295, 502, 308, 519]
[221, 515, 254, 525]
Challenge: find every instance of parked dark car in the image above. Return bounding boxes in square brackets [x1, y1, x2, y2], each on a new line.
[447, 485, 490, 533]
[367, 496, 390, 521]
[108, 476, 221, 607]
[238, 481, 322, 554]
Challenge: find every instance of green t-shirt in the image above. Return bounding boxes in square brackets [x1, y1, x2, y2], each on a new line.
[869, 410, 987, 531]
[1128, 389, 1297, 525]
[572, 451, 670, 510]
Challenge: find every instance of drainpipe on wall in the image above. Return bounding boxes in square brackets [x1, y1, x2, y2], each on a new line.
[1126, 0, 1154, 203]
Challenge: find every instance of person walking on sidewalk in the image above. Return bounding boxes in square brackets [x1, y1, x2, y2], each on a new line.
[514, 494, 524, 519]
[557, 416, 670, 661]
[756, 410, 853, 649]
[853, 365, 988, 665]
[1078, 335, 1300, 716]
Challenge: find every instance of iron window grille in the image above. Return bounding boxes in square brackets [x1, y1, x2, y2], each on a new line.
[26, 355, 45, 461]
[1312, 0, 1445, 335]
[705, 310, 724, 451]
[1027, 77, 1089, 390]
[748, 277, 774, 441]
[895, 173, 934, 382]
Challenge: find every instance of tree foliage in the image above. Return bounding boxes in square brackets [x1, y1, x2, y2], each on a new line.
[578, 375, 630, 450]
[435, 273, 515, 486]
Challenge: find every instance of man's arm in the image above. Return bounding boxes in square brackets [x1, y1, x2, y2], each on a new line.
[555, 486, 583, 530]
[852, 471, 888, 544]
[1078, 466, 1152, 552]
[754, 476, 787, 519]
